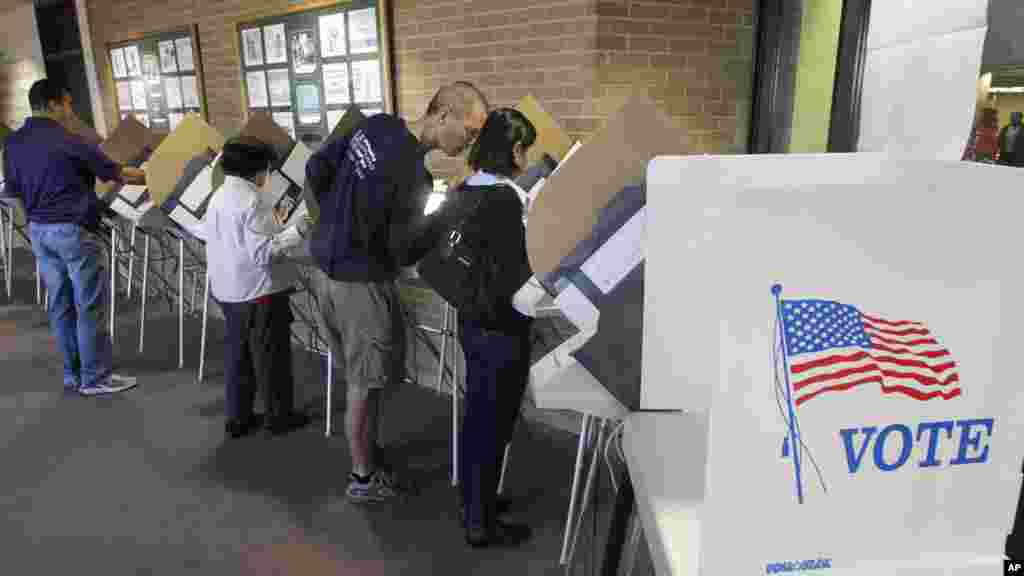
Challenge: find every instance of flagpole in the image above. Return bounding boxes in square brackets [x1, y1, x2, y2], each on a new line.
[772, 284, 804, 505]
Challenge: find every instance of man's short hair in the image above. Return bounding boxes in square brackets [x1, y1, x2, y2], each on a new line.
[425, 81, 489, 118]
[28, 79, 69, 112]
[220, 136, 276, 180]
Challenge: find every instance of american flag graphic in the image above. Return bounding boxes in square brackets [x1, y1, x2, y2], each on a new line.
[779, 299, 961, 407]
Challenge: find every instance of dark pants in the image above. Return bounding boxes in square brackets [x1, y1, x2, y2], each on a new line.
[458, 316, 531, 531]
[220, 291, 295, 422]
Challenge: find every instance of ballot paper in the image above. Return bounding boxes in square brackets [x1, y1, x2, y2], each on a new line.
[279, 142, 312, 187]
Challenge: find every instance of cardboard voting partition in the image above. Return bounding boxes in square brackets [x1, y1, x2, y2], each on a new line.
[146, 114, 225, 208]
[525, 96, 686, 415]
[527, 96, 686, 279]
[448, 94, 574, 188]
[239, 112, 312, 230]
[96, 116, 156, 204]
[517, 94, 575, 168]
[100, 115, 158, 167]
[640, 154, 1022, 574]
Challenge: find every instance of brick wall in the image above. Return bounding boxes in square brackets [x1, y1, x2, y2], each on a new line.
[84, 0, 755, 175]
[0, 1, 47, 130]
[591, 0, 756, 153]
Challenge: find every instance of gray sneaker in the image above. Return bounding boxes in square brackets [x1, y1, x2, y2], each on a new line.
[346, 470, 403, 503]
[78, 374, 138, 396]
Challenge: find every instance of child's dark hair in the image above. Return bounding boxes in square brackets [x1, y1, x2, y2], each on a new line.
[467, 108, 537, 178]
[220, 136, 276, 180]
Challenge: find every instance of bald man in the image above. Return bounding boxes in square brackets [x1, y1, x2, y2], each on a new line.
[306, 82, 489, 503]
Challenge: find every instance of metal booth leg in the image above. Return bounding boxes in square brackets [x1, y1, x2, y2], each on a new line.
[498, 443, 512, 495]
[326, 347, 334, 437]
[451, 306, 460, 488]
[178, 236, 184, 369]
[109, 225, 117, 343]
[127, 225, 137, 299]
[568, 418, 607, 564]
[138, 234, 150, 353]
[198, 267, 210, 382]
[561, 414, 593, 565]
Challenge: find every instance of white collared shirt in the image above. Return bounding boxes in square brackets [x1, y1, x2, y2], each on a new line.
[203, 175, 303, 303]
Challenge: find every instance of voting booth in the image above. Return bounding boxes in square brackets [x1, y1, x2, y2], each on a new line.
[630, 154, 1022, 575]
[526, 96, 687, 419]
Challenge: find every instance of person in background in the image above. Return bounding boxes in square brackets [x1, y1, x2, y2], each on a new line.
[305, 81, 489, 504]
[2, 78, 145, 395]
[998, 111, 1024, 166]
[453, 108, 537, 548]
[203, 137, 312, 439]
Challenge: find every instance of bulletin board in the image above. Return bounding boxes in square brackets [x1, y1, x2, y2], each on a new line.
[105, 25, 208, 134]
[236, 0, 394, 147]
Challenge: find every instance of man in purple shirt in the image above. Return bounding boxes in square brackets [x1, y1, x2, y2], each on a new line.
[3, 79, 145, 395]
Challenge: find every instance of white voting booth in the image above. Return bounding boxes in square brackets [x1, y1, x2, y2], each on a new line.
[635, 154, 1021, 575]
[537, 1, 1013, 574]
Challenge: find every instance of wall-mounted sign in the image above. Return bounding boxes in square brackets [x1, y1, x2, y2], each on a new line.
[236, 0, 393, 145]
[106, 26, 207, 134]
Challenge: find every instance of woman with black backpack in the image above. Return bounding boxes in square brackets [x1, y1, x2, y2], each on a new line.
[417, 108, 538, 548]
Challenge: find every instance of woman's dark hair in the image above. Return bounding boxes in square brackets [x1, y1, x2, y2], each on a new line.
[467, 108, 536, 178]
[220, 136, 276, 180]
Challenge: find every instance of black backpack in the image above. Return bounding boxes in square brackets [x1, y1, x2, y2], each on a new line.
[417, 185, 504, 325]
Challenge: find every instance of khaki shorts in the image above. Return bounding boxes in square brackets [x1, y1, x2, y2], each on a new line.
[310, 268, 405, 396]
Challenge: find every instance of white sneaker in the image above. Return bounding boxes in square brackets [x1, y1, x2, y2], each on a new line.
[78, 374, 138, 396]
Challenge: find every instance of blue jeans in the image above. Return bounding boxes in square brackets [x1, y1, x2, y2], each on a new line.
[28, 222, 112, 389]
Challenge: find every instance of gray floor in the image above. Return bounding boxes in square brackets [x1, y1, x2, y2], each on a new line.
[0, 248, 629, 575]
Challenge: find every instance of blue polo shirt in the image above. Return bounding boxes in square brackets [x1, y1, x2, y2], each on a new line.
[2, 117, 121, 232]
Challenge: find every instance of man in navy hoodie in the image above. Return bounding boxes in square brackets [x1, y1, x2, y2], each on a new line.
[307, 82, 488, 503]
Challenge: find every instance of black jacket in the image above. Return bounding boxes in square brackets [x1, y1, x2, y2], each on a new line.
[414, 182, 533, 332]
[306, 114, 433, 282]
